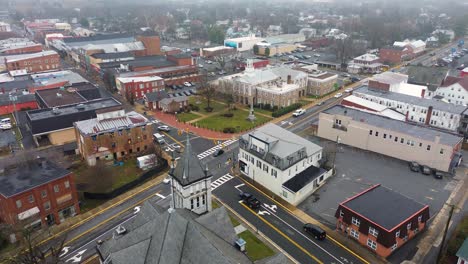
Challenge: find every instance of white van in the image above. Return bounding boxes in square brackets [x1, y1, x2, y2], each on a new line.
[153, 133, 165, 144]
[0, 118, 11, 124]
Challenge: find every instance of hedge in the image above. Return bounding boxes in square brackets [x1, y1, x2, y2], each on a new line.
[272, 103, 302, 118]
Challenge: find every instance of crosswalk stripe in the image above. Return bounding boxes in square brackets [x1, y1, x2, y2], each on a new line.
[211, 173, 234, 191]
[197, 139, 238, 160]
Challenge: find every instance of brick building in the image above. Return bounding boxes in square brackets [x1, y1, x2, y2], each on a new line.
[335, 184, 429, 258]
[113, 65, 200, 88]
[379, 46, 412, 64]
[295, 65, 338, 96]
[4, 50, 60, 73]
[74, 107, 153, 166]
[116, 75, 164, 101]
[136, 34, 161, 56]
[0, 158, 80, 236]
[0, 93, 37, 115]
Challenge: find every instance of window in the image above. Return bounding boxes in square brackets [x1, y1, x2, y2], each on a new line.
[350, 228, 359, 239]
[44, 201, 51, 211]
[396, 230, 400, 238]
[282, 190, 288, 198]
[391, 243, 398, 251]
[383, 133, 387, 139]
[375, 131, 379, 137]
[418, 215, 422, 222]
[400, 138, 404, 143]
[352, 217, 360, 227]
[395, 137, 398, 142]
[271, 169, 277, 178]
[339, 210, 344, 217]
[407, 223, 412, 230]
[419, 142, 423, 147]
[196, 196, 200, 207]
[369, 130, 373, 135]
[369, 227, 379, 237]
[440, 149, 444, 154]
[16, 200, 22, 208]
[41, 190, 47, 198]
[190, 199, 194, 209]
[64, 181, 70, 189]
[367, 239, 377, 250]
[202, 194, 206, 205]
[54, 185, 59, 193]
[28, 195, 34, 203]
[427, 145, 431, 151]
[256, 160, 262, 168]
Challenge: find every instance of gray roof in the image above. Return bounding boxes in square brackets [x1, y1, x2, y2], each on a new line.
[74, 111, 149, 135]
[170, 135, 211, 187]
[230, 66, 306, 86]
[354, 85, 467, 114]
[160, 95, 188, 105]
[91, 52, 134, 59]
[342, 185, 428, 230]
[98, 198, 251, 264]
[0, 158, 71, 197]
[407, 65, 448, 91]
[241, 123, 322, 159]
[30, 70, 88, 86]
[144, 90, 168, 102]
[282, 166, 327, 193]
[323, 105, 462, 146]
[0, 92, 35, 106]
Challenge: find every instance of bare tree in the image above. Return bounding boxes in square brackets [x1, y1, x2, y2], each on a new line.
[198, 75, 216, 111]
[213, 56, 227, 71]
[3, 226, 66, 264]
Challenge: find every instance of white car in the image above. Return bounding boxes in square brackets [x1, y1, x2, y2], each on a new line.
[198, 64, 204, 68]
[344, 88, 353, 93]
[0, 123, 12, 130]
[334, 93, 343, 98]
[158, 125, 171, 132]
[292, 109, 306, 117]
[183, 82, 192, 87]
[206, 60, 213, 64]
[314, 54, 321, 57]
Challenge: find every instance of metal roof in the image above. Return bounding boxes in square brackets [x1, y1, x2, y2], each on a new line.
[74, 111, 148, 135]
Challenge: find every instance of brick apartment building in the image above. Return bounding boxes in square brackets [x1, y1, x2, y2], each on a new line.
[2, 43, 43, 54]
[335, 184, 429, 258]
[0, 158, 80, 237]
[116, 75, 165, 101]
[379, 46, 412, 64]
[4, 50, 60, 73]
[295, 65, 338, 96]
[74, 107, 153, 166]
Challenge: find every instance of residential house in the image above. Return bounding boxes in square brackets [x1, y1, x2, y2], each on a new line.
[116, 75, 165, 101]
[335, 184, 429, 258]
[435, 76, 468, 106]
[317, 105, 463, 172]
[379, 46, 412, 64]
[143, 90, 169, 110]
[74, 108, 153, 166]
[347, 54, 383, 74]
[238, 123, 332, 205]
[160, 96, 189, 113]
[0, 158, 79, 241]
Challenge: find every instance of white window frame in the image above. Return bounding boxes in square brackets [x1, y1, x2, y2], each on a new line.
[418, 215, 422, 222]
[391, 243, 398, 251]
[396, 230, 400, 238]
[352, 217, 360, 227]
[366, 238, 377, 250]
[407, 223, 412, 230]
[369, 227, 379, 237]
[350, 228, 359, 239]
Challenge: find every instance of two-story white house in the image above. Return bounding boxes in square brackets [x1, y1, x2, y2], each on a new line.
[238, 123, 332, 205]
[353, 85, 467, 132]
[434, 76, 468, 106]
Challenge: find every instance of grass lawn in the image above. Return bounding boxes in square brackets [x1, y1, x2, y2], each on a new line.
[189, 96, 225, 114]
[299, 99, 310, 106]
[239, 230, 275, 261]
[196, 109, 271, 132]
[252, 107, 273, 117]
[176, 112, 202, 123]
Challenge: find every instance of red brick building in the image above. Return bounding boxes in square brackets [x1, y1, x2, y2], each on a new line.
[1, 44, 43, 55]
[0, 159, 80, 236]
[116, 75, 165, 101]
[379, 46, 413, 64]
[0, 93, 38, 115]
[335, 184, 429, 258]
[116, 65, 200, 87]
[166, 53, 193, 67]
[4, 50, 61, 73]
[135, 35, 162, 56]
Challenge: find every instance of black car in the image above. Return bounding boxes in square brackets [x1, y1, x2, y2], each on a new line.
[409, 161, 420, 172]
[239, 192, 261, 209]
[172, 85, 178, 90]
[421, 165, 432, 175]
[303, 223, 326, 240]
[434, 171, 443, 179]
[213, 149, 224, 157]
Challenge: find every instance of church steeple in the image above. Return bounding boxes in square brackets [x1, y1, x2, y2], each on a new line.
[169, 132, 212, 214]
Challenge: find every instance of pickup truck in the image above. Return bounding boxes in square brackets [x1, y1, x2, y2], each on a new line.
[239, 192, 261, 209]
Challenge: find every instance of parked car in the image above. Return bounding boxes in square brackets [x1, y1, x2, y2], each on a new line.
[314, 53, 321, 57]
[317, 101, 324, 106]
[334, 93, 343, 98]
[293, 108, 306, 117]
[421, 165, 432, 175]
[184, 82, 192, 87]
[350, 77, 360, 82]
[303, 223, 326, 240]
[163, 176, 171, 184]
[218, 70, 226, 75]
[183, 91, 191, 96]
[177, 85, 185, 89]
[158, 125, 171, 132]
[189, 89, 196, 95]
[206, 60, 213, 64]
[213, 149, 224, 157]
[409, 161, 420, 172]
[434, 171, 444, 179]
[239, 192, 261, 209]
[304, 55, 312, 59]
[198, 64, 203, 68]
[344, 88, 353, 93]
[0, 123, 11, 130]
[341, 73, 351, 77]
[172, 85, 178, 90]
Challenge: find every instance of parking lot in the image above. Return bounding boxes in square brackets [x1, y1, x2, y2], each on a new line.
[298, 136, 457, 228]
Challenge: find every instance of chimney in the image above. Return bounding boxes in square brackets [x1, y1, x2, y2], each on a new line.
[421, 89, 426, 98]
[287, 75, 291, 84]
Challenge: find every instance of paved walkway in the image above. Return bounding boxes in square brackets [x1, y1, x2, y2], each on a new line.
[154, 111, 240, 140]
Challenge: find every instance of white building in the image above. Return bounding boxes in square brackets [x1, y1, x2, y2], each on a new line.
[238, 124, 332, 205]
[224, 35, 265, 52]
[218, 63, 308, 107]
[348, 53, 383, 74]
[434, 76, 468, 106]
[353, 85, 467, 132]
[169, 135, 212, 215]
[341, 95, 406, 121]
[393, 40, 426, 55]
[369, 72, 429, 98]
[0, 22, 11, 32]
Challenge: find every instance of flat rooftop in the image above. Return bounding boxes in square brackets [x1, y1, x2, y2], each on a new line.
[27, 97, 121, 121]
[0, 159, 70, 197]
[31, 70, 88, 86]
[36, 87, 87, 107]
[4, 50, 57, 62]
[342, 185, 428, 230]
[282, 166, 327, 193]
[323, 105, 463, 146]
[354, 85, 467, 114]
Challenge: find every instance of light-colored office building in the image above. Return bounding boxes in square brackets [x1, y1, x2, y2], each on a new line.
[317, 105, 463, 172]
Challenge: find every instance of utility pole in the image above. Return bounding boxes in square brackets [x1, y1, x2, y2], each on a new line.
[437, 204, 456, 263]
